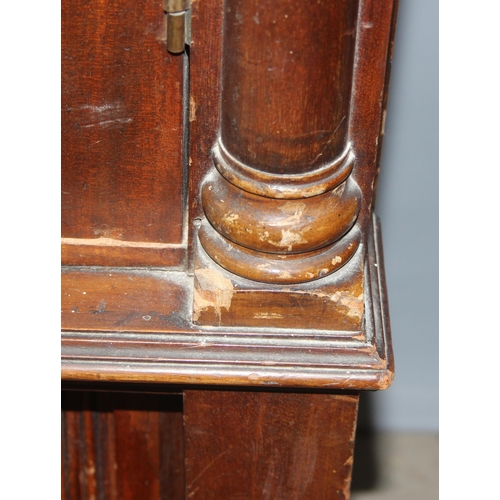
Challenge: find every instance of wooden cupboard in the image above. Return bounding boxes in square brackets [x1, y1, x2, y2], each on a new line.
[62, 0, 398, 497]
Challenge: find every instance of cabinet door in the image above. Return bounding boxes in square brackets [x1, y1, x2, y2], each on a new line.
[61, 0, 187, 267]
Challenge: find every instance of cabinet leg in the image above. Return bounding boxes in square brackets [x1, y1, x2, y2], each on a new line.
[184, 390, 359, 500]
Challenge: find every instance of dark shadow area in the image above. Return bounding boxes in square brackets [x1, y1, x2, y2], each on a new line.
[351, 391, 379, 491]
[62, 388, 185, 499]
[61, 388, 184, 413]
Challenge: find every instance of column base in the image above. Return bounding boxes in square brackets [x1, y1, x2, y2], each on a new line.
[193, 221, 365, 331]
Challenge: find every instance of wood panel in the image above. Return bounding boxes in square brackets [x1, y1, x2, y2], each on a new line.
[61, 268, 192, 333]
[61, 0, 186, 267]
[348, 0, 398, 231]
[184, 390, 359, 500]
[61, 391, 185, 500]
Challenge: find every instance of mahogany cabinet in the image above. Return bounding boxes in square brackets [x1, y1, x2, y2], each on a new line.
[62, 0, 398, 498]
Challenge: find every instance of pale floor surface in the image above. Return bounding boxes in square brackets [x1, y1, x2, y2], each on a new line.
[350, 432, 438, 500]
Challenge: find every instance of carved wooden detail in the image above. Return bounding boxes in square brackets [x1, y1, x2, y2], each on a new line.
[61, 215, 393, 388]
[61, 0, 399, 496]
[192, 0, 390, 329]
[200, 149, 362, 284]
[219, 0, 358, 175]
[198, 0, 361, 285]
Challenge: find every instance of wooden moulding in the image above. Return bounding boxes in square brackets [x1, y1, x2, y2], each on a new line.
[197, 0, 361, 288]
[194, 223, 364, 329]
[61, 215, 393, 390]
[61, 239, 186, 268]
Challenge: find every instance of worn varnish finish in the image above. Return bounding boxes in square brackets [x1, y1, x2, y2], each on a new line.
[348, 0, 398, 231]
[62, 388, 361, 500]
[202, 173, 361, 256]
[61, 268, 192, 333]
[61, 391, 185, 500]
[61, 240, 186, 268]
[62, 0, 398, 497]
[197, 0, 361, 288]
[193, 230, 365, 329]
[194, 0, 397, 328]
[62, 0, 186, 267]
[62, 215, 393, 389]
[184, 390, 359, 500]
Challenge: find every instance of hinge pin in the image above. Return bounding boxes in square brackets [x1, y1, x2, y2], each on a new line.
[163, 0, 191, 54]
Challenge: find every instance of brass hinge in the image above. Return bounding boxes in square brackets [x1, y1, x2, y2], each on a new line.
[163, 0, 191, 54]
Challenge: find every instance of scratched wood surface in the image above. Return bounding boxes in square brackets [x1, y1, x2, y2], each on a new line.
[61, 0, 398, 498]
[184, 390, 359, 500]
[61, 0, 186, 267]
[61, 268, 192, 333]
[61, 390, 185, 500]
[191, 0, 398, 328]
[61, 215, 393, 390]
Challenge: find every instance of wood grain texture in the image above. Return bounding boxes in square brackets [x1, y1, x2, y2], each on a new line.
[114, 408, 162, 498]
[187, 0, 225, 270]
[190, 0, 398, 314]
[62, 0, 186, 266]
[220, 0, 358, 174]
[196, 218, 361, 286]
[62, 397, 85, 500]
[201, 172, 361, 256]
[195, 0, 362, 287]
[61, 240, 185, 268]
[61, 268, 192, 333]
[61, 391, 185, 500]
[60, 1, 399, 496]
[61, 215, 393, 390]
[184, 390, 359, 500]
[348, 0, 398, 232]
[194, 227, 364, 327]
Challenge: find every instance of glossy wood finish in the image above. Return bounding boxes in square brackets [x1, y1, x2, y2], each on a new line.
[61, 268, 192, 333]
[193, 226, 365, 328]
[196, 218, 361, 286]
[62, 0, 187, 267]
[201, 174, 361, 256]
[60, 0, 398, 354]
[61, 391, 185, 500]
[184, 390, 359, 500]
[348, 0, 398, 232]
[61, 240, 186, 268]
[193, 0, 398, 329]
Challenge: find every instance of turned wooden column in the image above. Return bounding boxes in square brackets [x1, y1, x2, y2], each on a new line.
[199, 0, 361, 284]
[191, 0, 385, 330]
